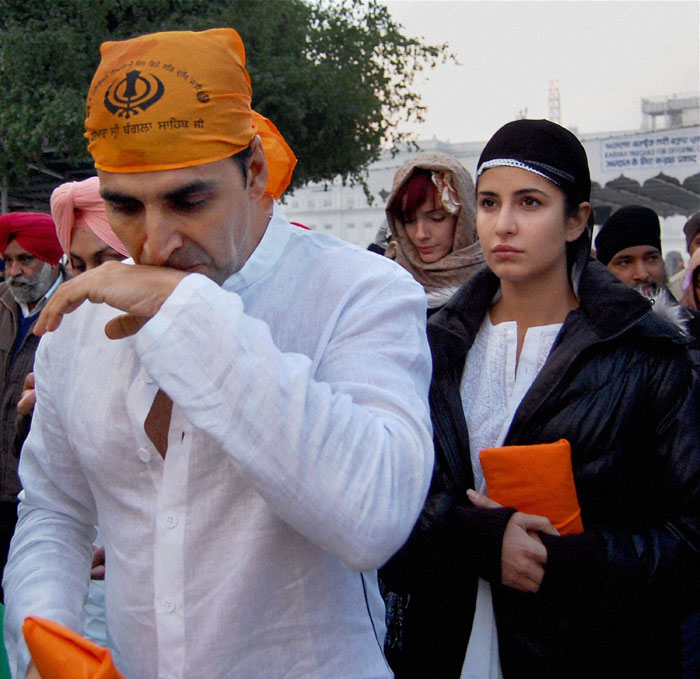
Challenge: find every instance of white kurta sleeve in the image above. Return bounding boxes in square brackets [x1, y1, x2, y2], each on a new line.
[3, 336, 97, 678]
[134, 270, 433, 571]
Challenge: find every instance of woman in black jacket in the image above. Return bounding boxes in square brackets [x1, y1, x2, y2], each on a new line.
[381, 119, 700, 678]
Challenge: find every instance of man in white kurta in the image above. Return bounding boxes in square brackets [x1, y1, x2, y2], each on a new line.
[2, 28, 433, 679]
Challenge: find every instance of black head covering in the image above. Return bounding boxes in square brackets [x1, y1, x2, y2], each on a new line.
[476, 119, 591, 205]
[595, 205, 661, 265]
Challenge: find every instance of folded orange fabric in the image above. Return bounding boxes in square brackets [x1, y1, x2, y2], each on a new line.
[22, 616, 124, 679]
[479, 439, 584, 535]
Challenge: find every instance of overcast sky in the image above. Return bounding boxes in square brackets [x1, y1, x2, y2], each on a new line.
[381, 0, 700, 143]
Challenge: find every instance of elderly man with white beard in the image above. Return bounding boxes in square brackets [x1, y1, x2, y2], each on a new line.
[0, 212, 64, 600]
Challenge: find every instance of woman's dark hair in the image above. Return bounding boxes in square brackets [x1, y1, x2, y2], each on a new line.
[390, 169, 437, 223]
[564, 193, 582, 219]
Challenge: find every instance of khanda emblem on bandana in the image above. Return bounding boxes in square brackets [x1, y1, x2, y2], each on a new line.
[104, 70, 165, 119]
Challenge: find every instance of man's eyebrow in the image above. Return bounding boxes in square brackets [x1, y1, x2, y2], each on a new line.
[100, 188, 138, 204]
[164, 180, 218, 202]
[100, 180, 218, 205]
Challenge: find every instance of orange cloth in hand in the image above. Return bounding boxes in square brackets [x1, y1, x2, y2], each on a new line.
[479, 439, 583, 535]
[22, 617, 124, 679]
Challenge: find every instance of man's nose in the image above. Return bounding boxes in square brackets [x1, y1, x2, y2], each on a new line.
[141, 212, 183, 266]
[5, 260, 22, 277]
[632, 260, 649, 281]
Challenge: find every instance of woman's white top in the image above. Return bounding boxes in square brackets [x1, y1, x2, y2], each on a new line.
[459, 314, 562, 679]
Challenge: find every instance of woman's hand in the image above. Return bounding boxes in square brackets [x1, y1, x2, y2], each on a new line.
[468, 489, 559, 593]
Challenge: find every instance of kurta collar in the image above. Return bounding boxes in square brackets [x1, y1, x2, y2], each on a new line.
[222, 202, 291, 294]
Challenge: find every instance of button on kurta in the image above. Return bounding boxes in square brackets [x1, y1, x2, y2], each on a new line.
[165, 513, 178, 528]
[138, 447, 151, 463]
[162, 599, 175, 613]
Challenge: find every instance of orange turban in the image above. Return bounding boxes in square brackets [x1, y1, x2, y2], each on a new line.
[50, 177, 130, 258]
[252, 112, 297, 200]
[85, 28, 296, 198]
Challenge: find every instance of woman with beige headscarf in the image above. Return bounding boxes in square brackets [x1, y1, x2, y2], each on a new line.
[385, 152, 485, 313]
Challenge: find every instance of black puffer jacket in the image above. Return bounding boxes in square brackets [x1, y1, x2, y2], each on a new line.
[381, 259, 700, 679]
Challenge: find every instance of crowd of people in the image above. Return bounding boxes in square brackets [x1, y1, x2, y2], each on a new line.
[0, 25, 698, 679]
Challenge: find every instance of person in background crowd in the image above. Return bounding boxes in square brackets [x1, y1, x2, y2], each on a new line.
[596, 204, 700, 369]
[0, 213, 64, 601]
[381, 119, 700, 679]
[16, 177, 131, 422]
[669, 212, 700, 301]
[681, 248, 700, 312]
[3, 27, 433, 679]
[51, 176, 130, 275]
[385, 152, 485, 315]
[595, 205, 666, 296]
[367, 220, 391, 256]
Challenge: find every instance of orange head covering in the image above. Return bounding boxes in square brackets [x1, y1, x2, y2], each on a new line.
[84, 28, 296, 198]
[252, 112, 297, 200]
[50, 177, 130, 258]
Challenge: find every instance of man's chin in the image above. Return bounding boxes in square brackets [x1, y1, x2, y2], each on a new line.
[8, 286, 41, 305]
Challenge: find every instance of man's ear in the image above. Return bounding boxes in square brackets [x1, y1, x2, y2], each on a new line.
[247, 135, 269, 202]
[566, 202, 592, 242]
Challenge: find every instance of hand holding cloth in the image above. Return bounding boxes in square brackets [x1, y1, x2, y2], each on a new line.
[479, 439, 583, 535]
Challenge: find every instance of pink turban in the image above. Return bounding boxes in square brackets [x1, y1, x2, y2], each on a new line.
[0, 212, 63, 265]
[50, 177, 130, 258]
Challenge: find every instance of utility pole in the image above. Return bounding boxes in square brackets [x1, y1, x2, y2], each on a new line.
[548, 80, 561, 124]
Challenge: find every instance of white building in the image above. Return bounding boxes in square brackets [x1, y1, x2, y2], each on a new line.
[284, 95, 700, 265]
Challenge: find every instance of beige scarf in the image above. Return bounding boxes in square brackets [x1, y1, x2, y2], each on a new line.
[385, 152, 485, 305]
